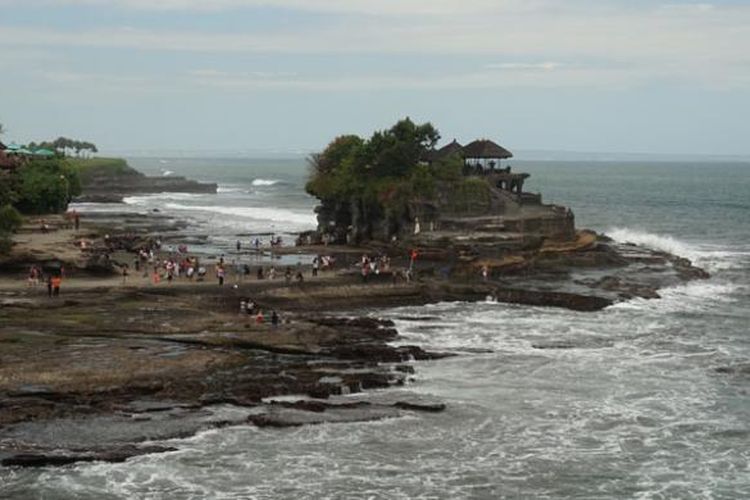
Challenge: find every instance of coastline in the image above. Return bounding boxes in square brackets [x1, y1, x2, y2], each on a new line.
[0, 195, 710, 467]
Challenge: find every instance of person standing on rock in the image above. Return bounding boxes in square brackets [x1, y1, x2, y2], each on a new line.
[217, 265, 226, 286]
[312, 256, 319, 277]
[409, 248, 419, 272]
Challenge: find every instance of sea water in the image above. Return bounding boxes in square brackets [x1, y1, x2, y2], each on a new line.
[2, 159, 749, 499]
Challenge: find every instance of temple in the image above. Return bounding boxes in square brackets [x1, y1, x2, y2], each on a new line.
[414, 138, 575, 246]
[423, 138, 536, 201]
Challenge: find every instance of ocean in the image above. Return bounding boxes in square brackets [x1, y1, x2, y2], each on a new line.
[2, 158, 749, 499]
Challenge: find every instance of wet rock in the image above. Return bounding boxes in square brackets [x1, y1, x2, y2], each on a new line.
[393, 401, 446, 413]
[590, 276, 661, 300]
[1, 445, 177, 468]
[492, 288, 613, 311]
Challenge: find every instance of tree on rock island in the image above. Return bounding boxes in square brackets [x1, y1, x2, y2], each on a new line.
[306, 118, 487, 245]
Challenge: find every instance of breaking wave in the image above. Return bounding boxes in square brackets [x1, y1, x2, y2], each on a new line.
[163, 203, 316, 227]
[251, 179, 281, 187]
[606, 227, 748, 272]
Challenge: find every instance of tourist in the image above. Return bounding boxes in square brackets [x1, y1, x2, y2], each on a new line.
[271, 310, 279, 327]
[361, 259, 370, 283]
[409, 248, 419, 271]
[27, 265, 39, 287]
[51, 275, 61, 297]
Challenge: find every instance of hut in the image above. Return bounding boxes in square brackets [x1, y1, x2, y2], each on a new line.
[461, 139, 513, 171]
[421, 139, 463, 164]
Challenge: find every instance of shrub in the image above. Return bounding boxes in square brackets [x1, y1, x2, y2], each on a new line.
[0, 232, 12, 255]
[0, 204, 22, 233]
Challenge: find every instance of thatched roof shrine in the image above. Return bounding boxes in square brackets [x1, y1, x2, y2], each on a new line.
[461, 139, 513, 160]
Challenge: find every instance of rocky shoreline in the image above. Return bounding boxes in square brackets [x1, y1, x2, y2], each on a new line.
[0, 205, 711, 468]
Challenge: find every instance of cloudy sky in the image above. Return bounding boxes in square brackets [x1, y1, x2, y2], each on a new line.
[0, 0, 748, 156]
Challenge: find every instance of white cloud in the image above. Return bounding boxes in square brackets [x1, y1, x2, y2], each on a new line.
[0, 1, 749, 89]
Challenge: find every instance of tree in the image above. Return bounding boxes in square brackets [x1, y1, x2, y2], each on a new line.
[0, 204, 21, 256]
[13, 158, 81, 214]
[0, 205, 22, 233]
[306, 118, 444, 242]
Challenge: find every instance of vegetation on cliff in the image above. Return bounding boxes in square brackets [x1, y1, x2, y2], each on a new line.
[305, 118, 489, 243]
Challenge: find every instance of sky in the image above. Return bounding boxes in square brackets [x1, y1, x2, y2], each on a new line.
[0, 0, 749, 157]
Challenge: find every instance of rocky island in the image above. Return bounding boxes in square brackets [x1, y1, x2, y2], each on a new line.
[0, 120, 710, 468]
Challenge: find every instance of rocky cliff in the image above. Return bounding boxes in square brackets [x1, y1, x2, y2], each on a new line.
[73, 158, 217, 203]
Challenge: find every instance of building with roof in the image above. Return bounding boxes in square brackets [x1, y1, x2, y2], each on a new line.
[423, 138, 513, 169]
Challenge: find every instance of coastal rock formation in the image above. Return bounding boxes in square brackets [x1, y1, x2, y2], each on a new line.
[74, 158, 217, 203]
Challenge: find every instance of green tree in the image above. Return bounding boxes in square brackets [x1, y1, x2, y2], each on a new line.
[0, 202, 21, 256]
[14, 158, 80, 214]
[0, 205, 22, 233]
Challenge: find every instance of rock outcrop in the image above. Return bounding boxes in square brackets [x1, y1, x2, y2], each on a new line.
[75, 159, 216, 203]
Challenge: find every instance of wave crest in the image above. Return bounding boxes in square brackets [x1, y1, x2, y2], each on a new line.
[251, 179, 280, 187]
[607, 227, 694, 258]
[606, 227, 748, 272]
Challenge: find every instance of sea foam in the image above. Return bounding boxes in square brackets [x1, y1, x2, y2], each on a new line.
[164, 203, 316, 227]
[251, 179, 281, 187]
[607, 227, 748, 272]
